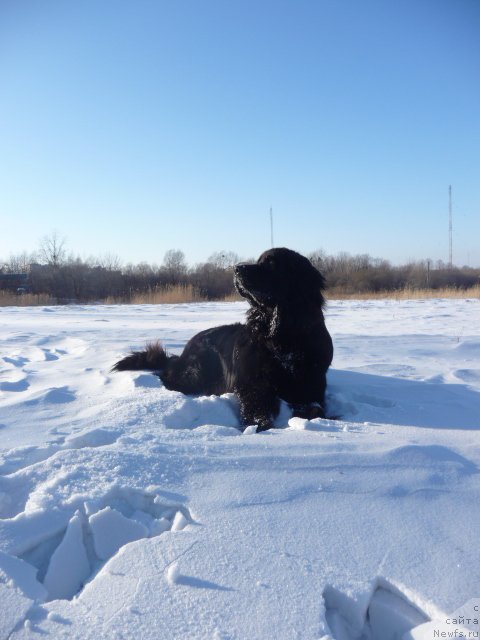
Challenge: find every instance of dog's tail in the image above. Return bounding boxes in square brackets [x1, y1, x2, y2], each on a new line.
[112, 341, 170, 372]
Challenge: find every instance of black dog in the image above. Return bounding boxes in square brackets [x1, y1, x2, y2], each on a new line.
[113, 248, 333, 431]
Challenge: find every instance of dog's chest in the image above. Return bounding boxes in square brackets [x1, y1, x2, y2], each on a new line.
[271, 345, 303, 377]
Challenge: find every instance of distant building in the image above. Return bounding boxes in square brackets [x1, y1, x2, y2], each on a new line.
[0, 272, 32, 293]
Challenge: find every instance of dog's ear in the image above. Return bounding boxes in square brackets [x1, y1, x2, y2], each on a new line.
[307, 265, 326, 291]
[292, 263, 327, 308]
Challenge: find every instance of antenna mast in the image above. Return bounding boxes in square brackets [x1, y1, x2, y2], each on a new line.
[448, 185, 453, 268]
[270, 207, 274, 247]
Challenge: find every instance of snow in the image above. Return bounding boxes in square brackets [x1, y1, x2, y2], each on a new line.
[43, 511, 90, 600]
[89, 506, 148, 561]
[0, 299, 479, 639]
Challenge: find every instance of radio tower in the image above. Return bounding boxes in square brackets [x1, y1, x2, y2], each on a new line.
[448, 185, 453, 268]
[270, 207, 274, 248]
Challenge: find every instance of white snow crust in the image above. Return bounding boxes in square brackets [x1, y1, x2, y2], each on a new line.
[0, 299, 479, 639]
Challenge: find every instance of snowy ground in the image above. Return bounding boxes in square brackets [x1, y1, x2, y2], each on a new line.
[0, 299, 479, 640]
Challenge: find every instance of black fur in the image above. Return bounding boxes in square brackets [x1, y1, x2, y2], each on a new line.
[113, 248, 333, 431]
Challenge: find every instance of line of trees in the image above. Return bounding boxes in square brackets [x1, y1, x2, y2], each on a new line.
[0, 234, 243, 301]
[1, 233, 479, 302]
[308, 250, 480, 293]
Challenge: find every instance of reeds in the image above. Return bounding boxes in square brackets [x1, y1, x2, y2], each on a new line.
[104, 284, 205, 305]
[0, 291, 56, 307]
[328, 284, 480, 300]
[1, 284, 478, 306]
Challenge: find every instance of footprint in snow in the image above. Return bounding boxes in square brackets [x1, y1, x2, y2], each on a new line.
[0, 378, 30, 392]
[43, 350, 60, 362]
[2, 356, 30, 367]
[35, 336, 87, 357]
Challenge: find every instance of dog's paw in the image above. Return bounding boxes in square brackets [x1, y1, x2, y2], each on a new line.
[292, 402, 325, 420]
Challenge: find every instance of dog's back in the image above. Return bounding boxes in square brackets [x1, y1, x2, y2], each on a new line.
[113, 323, 246, 396]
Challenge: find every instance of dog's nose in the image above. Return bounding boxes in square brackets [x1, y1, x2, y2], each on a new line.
[234, 263, 248, 275]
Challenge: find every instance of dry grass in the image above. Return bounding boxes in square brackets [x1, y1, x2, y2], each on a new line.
[2, 284, 478, 307]
[222, 292, 243, 302]
[0, 291, 56, 307]
[329, 284, 480, 301]
[109, 284, 480, 304]
[104, 284, 205, 305]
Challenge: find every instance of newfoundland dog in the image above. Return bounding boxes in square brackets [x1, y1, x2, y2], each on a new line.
[113, 248, 333, 431]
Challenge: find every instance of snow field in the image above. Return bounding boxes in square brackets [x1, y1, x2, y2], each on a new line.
[0, 299, 479, 639]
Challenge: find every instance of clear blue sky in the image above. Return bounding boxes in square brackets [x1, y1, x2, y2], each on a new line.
[1, 0, 479, 267]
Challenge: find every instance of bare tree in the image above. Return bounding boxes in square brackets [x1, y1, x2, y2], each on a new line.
[4, 251, 36, 273]
[308, 249, 327, 272]
[96, 253, 122, 271]
[38, 231, 66, 268]
[207, 251, 240, 269]
[162, 249, 187, 283]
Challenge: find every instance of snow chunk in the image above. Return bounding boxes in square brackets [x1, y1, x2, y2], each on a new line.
[171, 511, 189, 532]
[130, 509, 154, 529]
[0, 550, 47, 602]
[149, 517, 171, 536]
[288, 417, 309, 430]
[89, 506, 148, 560]
[367, 588, 428, 640]
[242, 425, 258, 435]
[43, 511, 90, 601]
[166, 562, 180, 585]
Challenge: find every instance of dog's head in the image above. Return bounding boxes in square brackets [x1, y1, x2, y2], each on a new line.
[234, 248, 326, 308]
